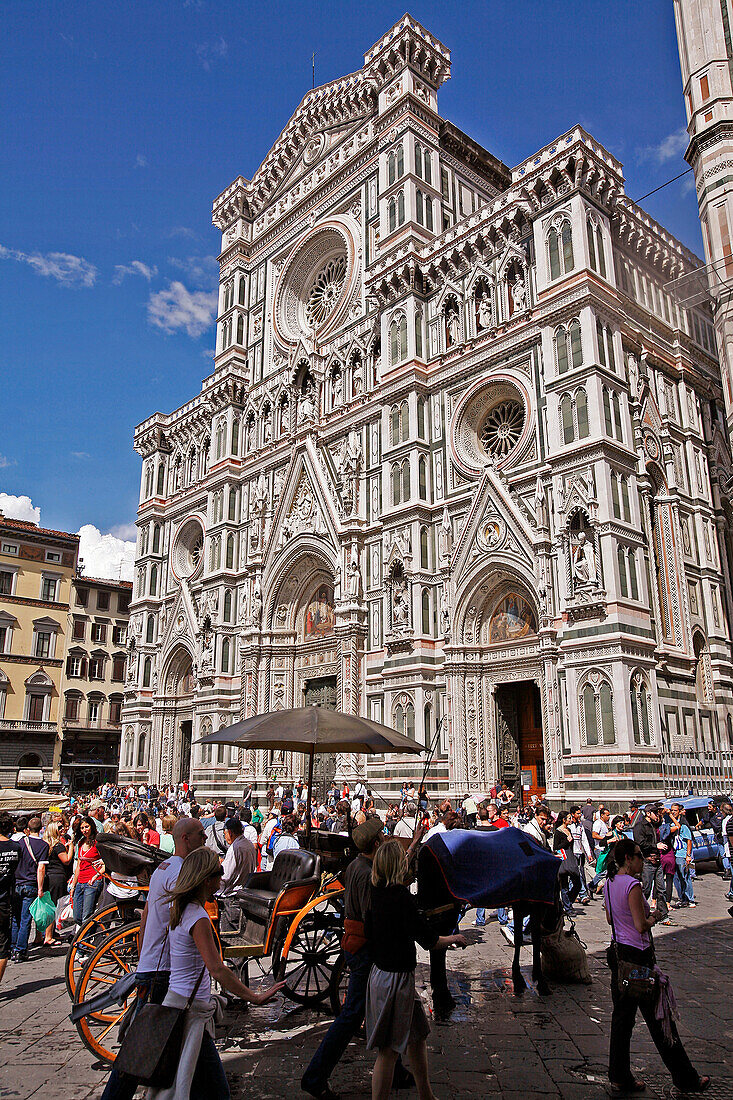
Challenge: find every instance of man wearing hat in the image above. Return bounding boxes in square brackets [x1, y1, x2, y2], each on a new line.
[301, 818, 415, 1100]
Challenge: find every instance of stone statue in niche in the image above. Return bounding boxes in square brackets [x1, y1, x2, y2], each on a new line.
[248, 578, 262, 626]
[300, 385, 315, 420]
[476, 293, 492, 331]
[627, 353, 639, 401]
[342, 431, 361, 513]
[439, 587, 451, 636]
[392, 580, 409, 630]
[438, 505, 452, 565]
[346, 549, 361, 598]
[352, 358, 363, 397]
[446, 309, 460, 347]
[572, 530, 598, 588]
[510, 274, 527, 312]
[535, 473, 548, 528]
[262, 409, 272, 444]
[332, 370, 343, 407]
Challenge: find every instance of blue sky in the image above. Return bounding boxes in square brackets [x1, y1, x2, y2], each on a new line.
[0, 0, 700, 573]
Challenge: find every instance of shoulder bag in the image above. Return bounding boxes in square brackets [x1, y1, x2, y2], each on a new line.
[114, 929, 206, 1088]
[607, 884, 657, 1002]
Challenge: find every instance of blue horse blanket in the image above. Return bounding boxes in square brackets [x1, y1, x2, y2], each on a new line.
[422, 827, 559, 908]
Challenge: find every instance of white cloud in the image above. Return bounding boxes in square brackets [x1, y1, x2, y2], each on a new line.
[71, 451, 91, 460]
[148, 280, 217, 338]
[113, 260, 158, 284]
[196, 37, 227, 70]
[135, 154, 148, 169]
[0, 493, 41, 524]
[167, 226, 197, 239]
[77, 524, 135, 582]
[0, 244, 97, 287]
[109, 522, 138, 541]
[168, 254, 218, 287]
[0, 455, 16, 469]
[638, 127, 688, 165]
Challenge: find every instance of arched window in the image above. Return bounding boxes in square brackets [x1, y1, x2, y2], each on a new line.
[417, 395, 426, 437]
[405, 701, 415, 740]
[396, 145, 404, 178]
[423, 149, 432, 186]
[402, 460, 410, 502]
[401, 400, 409, 441]
[423, 704, 432, 746]
[146, 615, 155, 644]
[587, 216, 597, 272]
[570, 319, 582, 367]
[416, 189, 424, 225]
[390, 403, 400, 444]
[595, 223, 606, 279]
[187, 448, 196, 484]
[421, 588, 430, 634]
[561, 394, 574, 444]
[562, 221, 574, 271]
[612, 392, 623, 441]
[611, 472, 620, 518]
[548, 227, 561, 281]
[142, 657, 152, 688]
[597, 317, 607, 367]
[228, 487, 237, 522]
[238, 275, 246, 305]
[144, 464, 153, 500]
[576, 387, 589, 438]
[415, 312, 423, 359]
[618, 544, 628, 598]
[221, 636, 230, 673]
[399, 314, 407, 359]
[555, 325, 569, 374]
[630, 673, 652, 746]
[603, 387, 613, 435]
[223, 590, 232, 622]
[425, 198, 433, 232]
[231, 418, 239, 455]
[389, 198, 396, 233]
[394, 702, 404, 735]
[152, 524, 161, 554]
[236, 314, 244, 344]
[415, 141, 423, 178]
[388, 151, 396, 186]
[420, 526, 429, 569]
[599, 683, 615, 744]
[137, 731, 146, 768]
[605, 326, 616, 371]
[390, 321, 399, 366]
[149, 564, 158, 596]
[627, 547, 639, 599]
[392, 463, 402, 505]
[548, 219, 574, 279]
[397, 190, 405, 226]
[216, 421, 225, 459]
[419, 456, 428, 499]
[226, 534, 235, 570]
[156, 461, 165, 496]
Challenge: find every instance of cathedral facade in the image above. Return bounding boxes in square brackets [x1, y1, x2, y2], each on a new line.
[120, 16, 733, 805]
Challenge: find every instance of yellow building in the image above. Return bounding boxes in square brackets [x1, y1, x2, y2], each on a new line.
[0, 513, 79, 787]
[60, 576, 131, 792]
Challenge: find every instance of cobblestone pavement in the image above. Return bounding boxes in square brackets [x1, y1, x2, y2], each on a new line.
[1, 872, 731, 1100]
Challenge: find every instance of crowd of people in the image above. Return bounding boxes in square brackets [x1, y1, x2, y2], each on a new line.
[1, 777, 730, 1098]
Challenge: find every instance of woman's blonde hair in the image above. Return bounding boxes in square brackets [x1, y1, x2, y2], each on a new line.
[44, 822, 61, 847]
[167, 846, 221, 929]
[371, 838, 407, 887]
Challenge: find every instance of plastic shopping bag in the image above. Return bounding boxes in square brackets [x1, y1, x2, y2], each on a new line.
[29, 891, 56, 931]
[55, 894, 74, 937]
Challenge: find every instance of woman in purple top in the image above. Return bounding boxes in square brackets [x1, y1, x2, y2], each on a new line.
[603, 838, 709, 1094]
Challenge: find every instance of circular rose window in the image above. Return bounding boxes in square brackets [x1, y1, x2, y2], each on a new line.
[171, 518, 205, 582]
[450, 376, 532, 476]
[273, 219, 359, 346]
[480, 400, 525, 459]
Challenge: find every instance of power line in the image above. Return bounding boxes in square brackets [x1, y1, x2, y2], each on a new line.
[635, 167, 694, 203]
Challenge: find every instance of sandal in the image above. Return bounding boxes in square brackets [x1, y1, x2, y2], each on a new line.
[610, 1078, 646, 1093]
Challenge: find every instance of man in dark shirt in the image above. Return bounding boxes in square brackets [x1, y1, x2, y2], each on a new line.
[0, 812, 22, 987]
[302, 818, 417, 1100]
[10, 815, 49, 962]
[633, 803, 668, 921]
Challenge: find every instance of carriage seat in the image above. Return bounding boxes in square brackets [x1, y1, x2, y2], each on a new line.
[235, 848, 321, 925]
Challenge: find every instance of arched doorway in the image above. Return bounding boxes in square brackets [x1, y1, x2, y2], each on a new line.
[163, 646, 195, 783]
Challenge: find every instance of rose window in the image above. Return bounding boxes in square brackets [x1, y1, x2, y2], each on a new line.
[171, 518, 205, 582]
[479, 400, 525, 458]
[305, 257, 347, 328]
[191, 532, 203, 567]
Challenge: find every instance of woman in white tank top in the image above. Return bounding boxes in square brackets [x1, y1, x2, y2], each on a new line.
[148, 847, 283, 1100]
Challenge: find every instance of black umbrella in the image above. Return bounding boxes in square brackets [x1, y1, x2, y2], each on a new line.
[198, 708, 424, 841]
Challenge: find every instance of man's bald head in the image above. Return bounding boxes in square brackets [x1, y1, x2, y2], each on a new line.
[173, 816, 206, 856]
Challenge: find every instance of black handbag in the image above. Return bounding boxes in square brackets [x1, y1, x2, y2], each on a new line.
[115, 964, 206, 1087]
[607, 891, 657, 1002]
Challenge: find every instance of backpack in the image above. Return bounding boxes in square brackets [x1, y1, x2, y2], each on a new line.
[266, 825, 282, 855]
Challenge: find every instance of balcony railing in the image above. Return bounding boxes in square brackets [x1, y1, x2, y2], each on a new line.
[63, 718, 122, 731]
[0, 719, 57, 733]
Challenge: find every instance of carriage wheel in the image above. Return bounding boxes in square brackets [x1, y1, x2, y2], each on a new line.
[65, 903, 131, 1001]
[275, 901, 343, 1005]
[328, 951, 348, 1017]
[72, 923, 141, 1063]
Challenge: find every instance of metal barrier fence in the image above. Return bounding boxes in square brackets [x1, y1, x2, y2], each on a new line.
[661, 749, 733, 796]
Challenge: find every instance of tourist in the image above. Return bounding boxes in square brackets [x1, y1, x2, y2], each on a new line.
[101, 817, 207, 1100]
[603, 838, 709, 1093]
[569, 805, 593, 903]
[0, 813, 21, 986]
[41, 822, 73, 944]
[10, 815, 50, 963]
[523, 803, 552, 849]
[218, 817, 256, 932]
[133, 812, 160, 847]
[462, 792, 478, 827]
[159, 815, 176, 854]
[669, 803, 696, 908]
[487, 801, 510, 828]
[632, 803, 669, 922]
[270, 813, 300, 861]
[721, 800, 733, 901]
[365, 839, 466, 1100]
[68, 816, 104, 931]
[147, 847, 283, 1099]
[205, 805, 229, 857]
[553, 809, 583, 915]
[393, 801, 419, 839]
